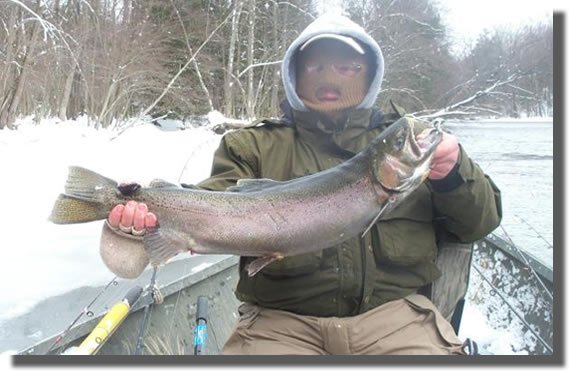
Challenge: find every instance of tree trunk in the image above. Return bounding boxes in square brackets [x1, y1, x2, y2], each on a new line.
[511, 91, 518, 118]
[191, 56, 214, 112]
[245, 0, 256, 118]
[269, 1, 280, 116]
[58, 65, 77, 121]
[97, 78, 118, 128]
[0, 14, 40, 129]
[0, 7, 19, 108]
[223, 1, 243, 117]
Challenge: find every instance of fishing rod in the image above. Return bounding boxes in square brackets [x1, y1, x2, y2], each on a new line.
[471, 263, 553, 354]
[134, 266, 163, 355]
[63, 285, 144, 355]
[59, 268, 163, 355]
[46, 276, 118, 354]
[193, 296, 208, 355]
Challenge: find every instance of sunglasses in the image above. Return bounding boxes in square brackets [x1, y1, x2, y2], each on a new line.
[304, 62, 365, 77]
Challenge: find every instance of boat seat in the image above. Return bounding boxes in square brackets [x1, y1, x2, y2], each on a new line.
[419, 241, 474, 334]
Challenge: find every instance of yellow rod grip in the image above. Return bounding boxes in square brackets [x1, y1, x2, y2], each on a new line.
[77, 301, 130, 355]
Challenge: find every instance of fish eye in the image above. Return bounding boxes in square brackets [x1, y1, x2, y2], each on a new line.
[394, 135, 405, 151]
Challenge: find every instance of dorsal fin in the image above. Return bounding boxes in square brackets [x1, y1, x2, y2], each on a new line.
[180, 183, 201, 190]
[149, 179, 180, 189]
[226, 178, 285, 193]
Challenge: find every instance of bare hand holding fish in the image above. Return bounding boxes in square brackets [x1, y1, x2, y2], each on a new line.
[423, 132, 460, 179]
[49, 117, 443, 279]
[108, 201, 157, 236]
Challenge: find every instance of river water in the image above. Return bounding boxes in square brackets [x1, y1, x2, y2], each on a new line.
[445, 119, 553, 267]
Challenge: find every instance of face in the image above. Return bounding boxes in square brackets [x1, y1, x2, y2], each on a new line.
[296, 39, 371, 114]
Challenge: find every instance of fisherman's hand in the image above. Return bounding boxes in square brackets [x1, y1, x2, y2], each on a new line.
[427, 132, 460, 180]
[108, 201, 157, 236]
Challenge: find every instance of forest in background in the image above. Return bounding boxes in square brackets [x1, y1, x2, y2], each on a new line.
[0, 0, 553, 129]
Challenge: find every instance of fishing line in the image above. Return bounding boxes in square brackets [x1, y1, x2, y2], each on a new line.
[471, 263, 553, 354]
[46, 276, 118, 354]
[177, 134, 218, 184]
[497, 226, 553, 301]
[513, 214, 553, 249]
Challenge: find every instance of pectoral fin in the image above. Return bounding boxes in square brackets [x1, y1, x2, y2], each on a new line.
[246, 254, 284, 277]
[361, 200, 394, 238]
[143, 226, 193, 267]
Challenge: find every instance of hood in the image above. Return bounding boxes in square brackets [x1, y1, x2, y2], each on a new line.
[281, 14, 384, 112]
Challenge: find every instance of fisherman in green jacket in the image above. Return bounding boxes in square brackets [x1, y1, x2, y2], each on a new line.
[106, 14, 501, 355]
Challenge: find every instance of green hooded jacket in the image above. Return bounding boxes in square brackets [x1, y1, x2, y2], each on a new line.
[197, 107, 502, 317]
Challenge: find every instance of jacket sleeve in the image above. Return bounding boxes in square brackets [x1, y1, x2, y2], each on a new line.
[428, 145, 502, 243]
[197, 131, 260, 191]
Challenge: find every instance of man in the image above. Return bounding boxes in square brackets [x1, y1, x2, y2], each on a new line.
[105, 14, 501, 354]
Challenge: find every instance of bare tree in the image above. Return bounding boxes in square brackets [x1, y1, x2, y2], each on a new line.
[457, 20, 553, 118]
[0, 0, 41, 129]
[0, 0, 551, 130]
[345, 0, 460, 113]
[169, 0, 214, 112]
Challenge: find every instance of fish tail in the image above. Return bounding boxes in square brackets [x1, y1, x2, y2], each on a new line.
[64, 166, 118, 200]
[49, 166, 119, 224]
[49, 193, 110, 224]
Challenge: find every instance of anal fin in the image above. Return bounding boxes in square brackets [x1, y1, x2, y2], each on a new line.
[246, 254, 284, 277]
[143, 226, 193, 267]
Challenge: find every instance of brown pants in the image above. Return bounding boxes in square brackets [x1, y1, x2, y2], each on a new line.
[222, 294, 466, 355]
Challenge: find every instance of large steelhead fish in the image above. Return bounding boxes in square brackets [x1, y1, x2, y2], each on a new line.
[50, 117, 442, 277]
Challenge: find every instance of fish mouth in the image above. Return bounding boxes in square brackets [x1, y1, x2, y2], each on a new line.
[414, 125, 443, 158]
[380, 179, 412, 194]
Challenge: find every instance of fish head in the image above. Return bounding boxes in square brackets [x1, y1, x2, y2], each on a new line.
[370, 117, 443, 197]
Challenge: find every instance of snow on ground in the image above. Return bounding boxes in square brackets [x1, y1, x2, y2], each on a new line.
[459, 280, 532, 355]
[0, 115, 549, 354]
[0, 116, 221, 323]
